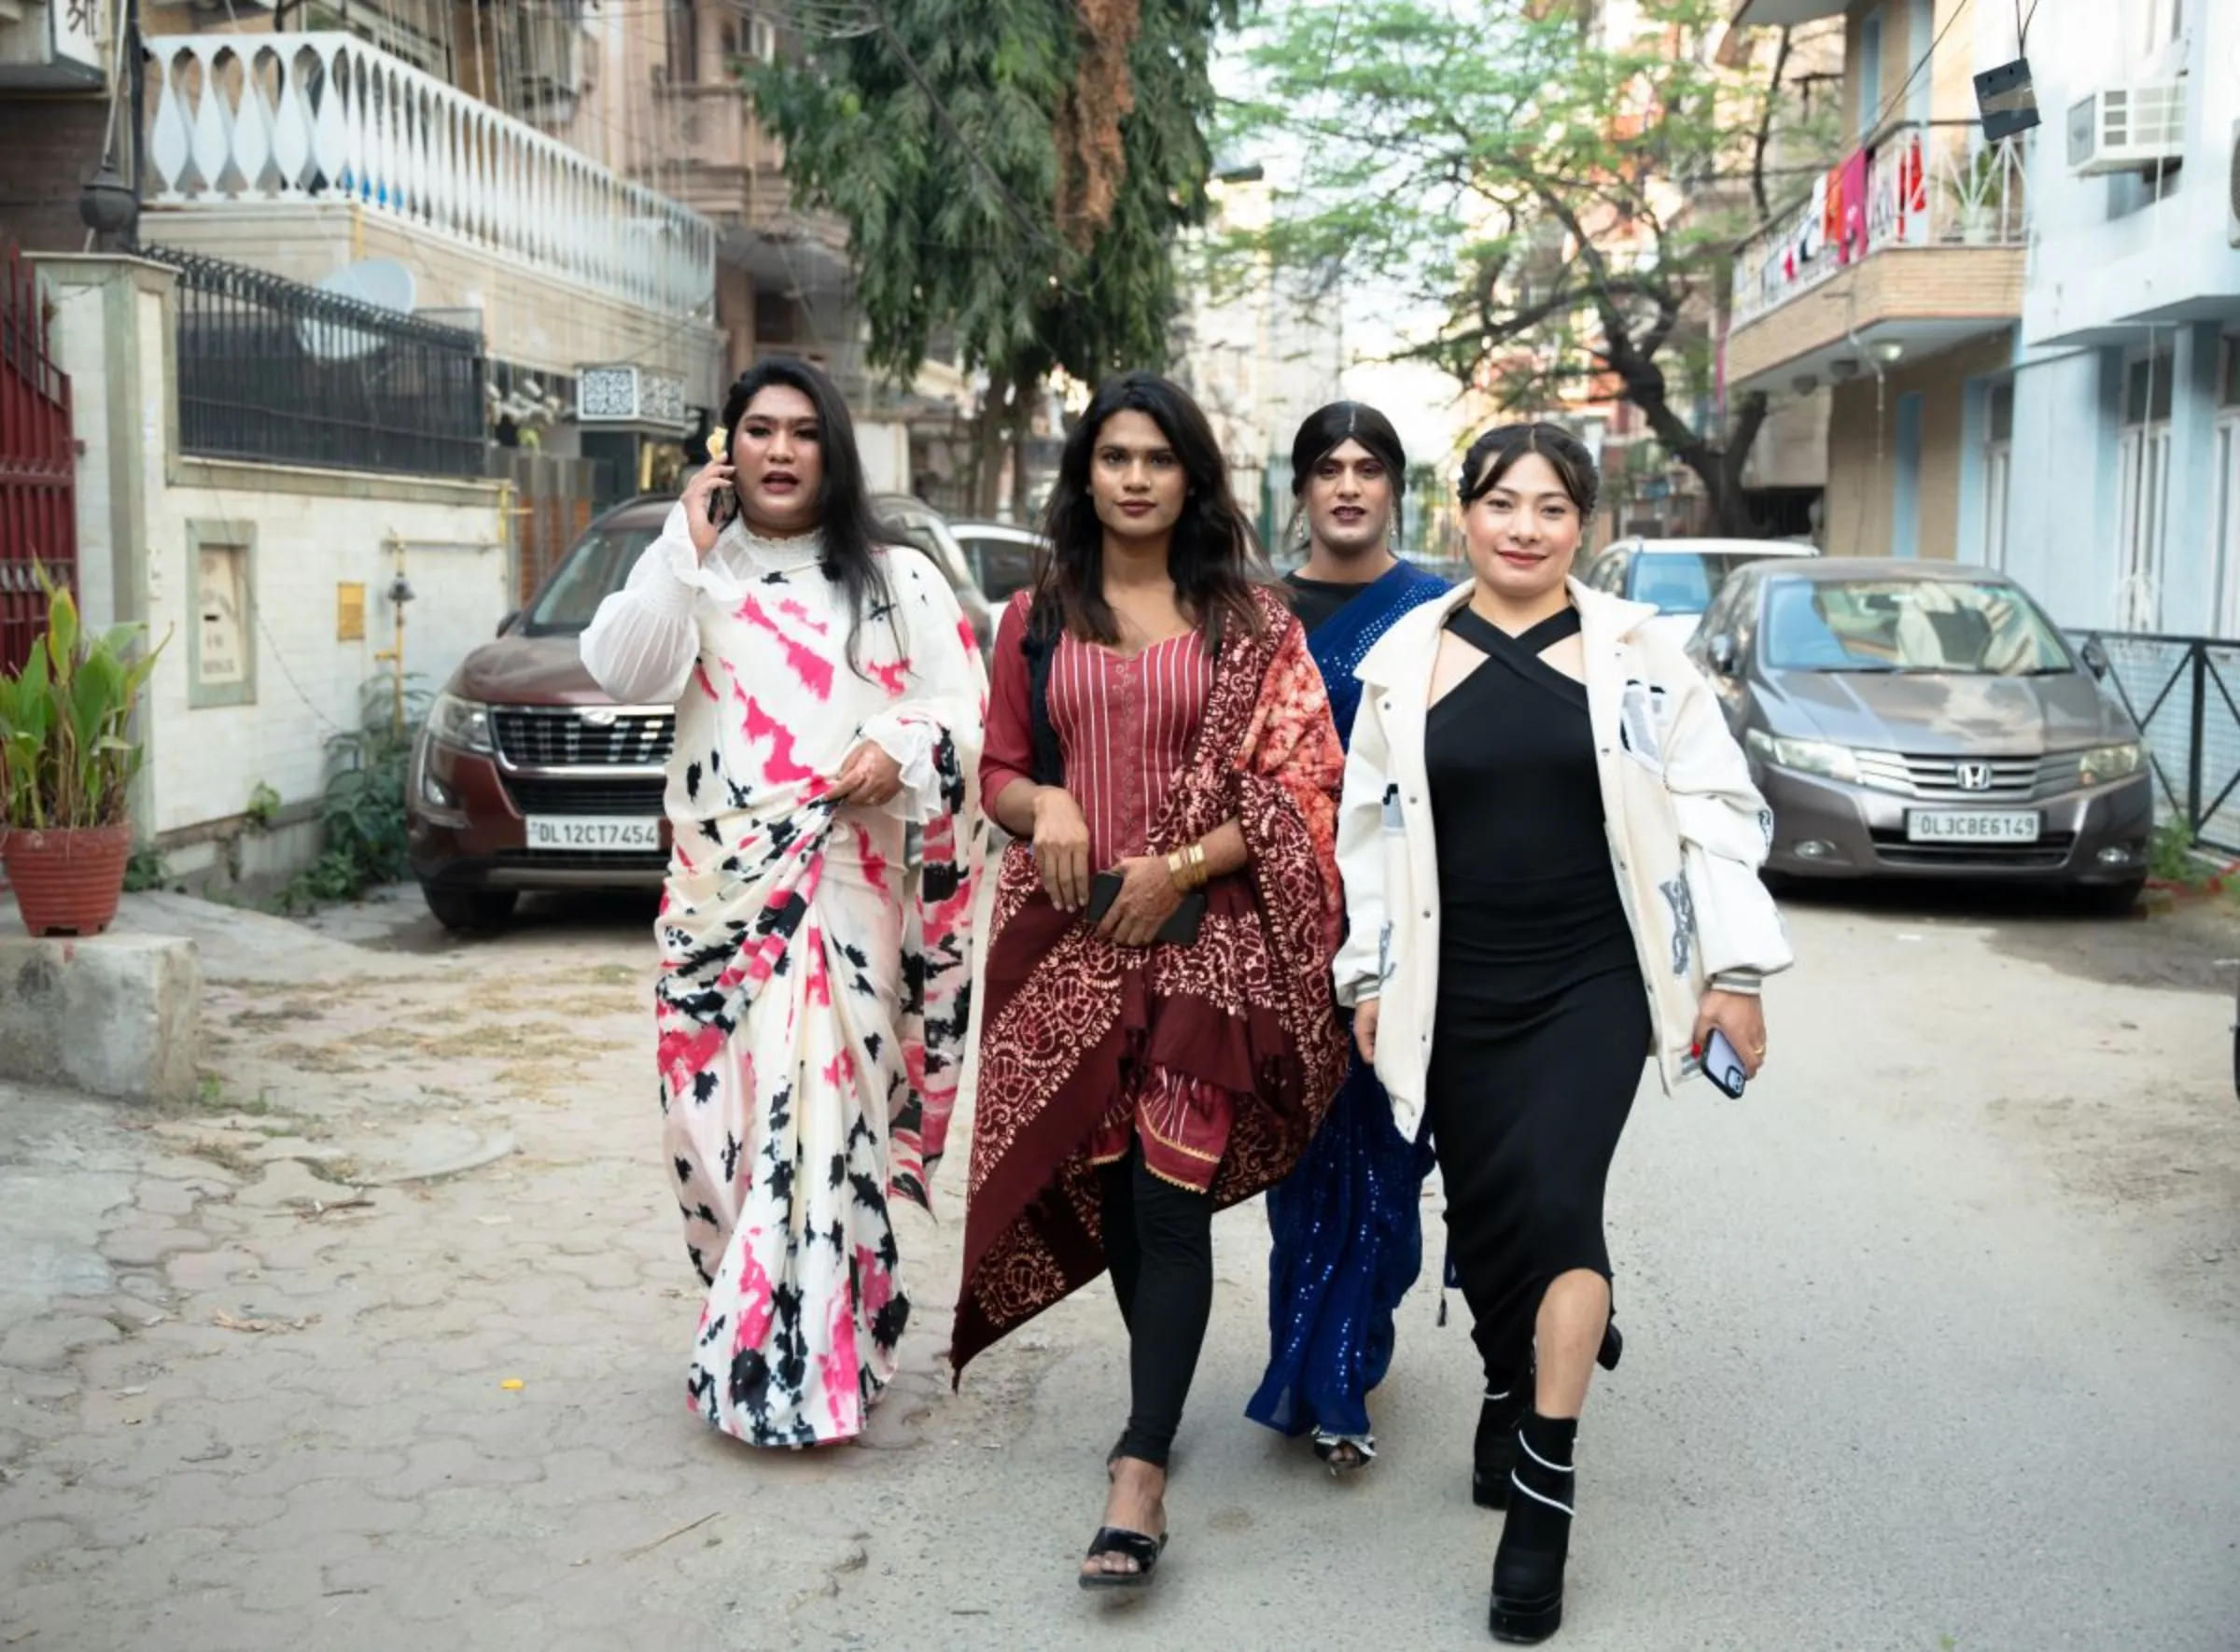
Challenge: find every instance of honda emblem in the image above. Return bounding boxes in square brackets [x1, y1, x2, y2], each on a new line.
[581, 708, 619, 728]
[1954, 761, 1995, 791]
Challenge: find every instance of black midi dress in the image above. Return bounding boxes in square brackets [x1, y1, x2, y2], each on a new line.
[1422, 604, 1651, 1387]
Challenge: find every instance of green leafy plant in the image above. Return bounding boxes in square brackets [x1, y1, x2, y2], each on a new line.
[2148, 817, 2209, 888]
[245, 781, 283, 830]
[273, 674, 427, 914]
[0, 574, 167, 831]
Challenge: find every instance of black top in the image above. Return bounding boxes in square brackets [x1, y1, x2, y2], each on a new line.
[1426, 604, 1638, 1010]
[1283, 572, 1372, 636]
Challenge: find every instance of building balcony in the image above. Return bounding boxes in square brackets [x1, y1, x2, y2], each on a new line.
[1725, 122, 2029, 393]
[137, 32, 721, 396]
[649, 81, 847, 287]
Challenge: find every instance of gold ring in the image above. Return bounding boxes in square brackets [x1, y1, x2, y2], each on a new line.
[1752, 1043, 1768, 1057]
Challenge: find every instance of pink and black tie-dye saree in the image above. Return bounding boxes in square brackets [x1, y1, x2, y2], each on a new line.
[582, 507, 983, 1448]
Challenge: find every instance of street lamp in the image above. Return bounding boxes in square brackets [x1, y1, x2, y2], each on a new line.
[77, 161, 138, 248]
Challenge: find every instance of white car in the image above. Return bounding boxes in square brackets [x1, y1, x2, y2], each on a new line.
[1581, 536, 1819, 648]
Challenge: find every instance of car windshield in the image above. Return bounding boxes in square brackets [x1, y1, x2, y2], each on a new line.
[522, 524, 661, 636]
[960, 534, 1040, 601]
[1762, 577, 2073, 675]
[1625, 553, 1769, 615]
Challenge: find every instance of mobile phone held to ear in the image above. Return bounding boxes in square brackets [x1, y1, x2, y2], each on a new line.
[1085, 870, 1205, 946]
[1701, 1028, 1748, 1099]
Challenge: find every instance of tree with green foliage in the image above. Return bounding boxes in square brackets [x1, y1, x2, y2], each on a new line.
[749, 0, 1237, 513]
[1232, 0, 1833, 535]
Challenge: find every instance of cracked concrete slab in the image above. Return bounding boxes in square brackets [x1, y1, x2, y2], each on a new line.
[0, 887, 2234, 1651]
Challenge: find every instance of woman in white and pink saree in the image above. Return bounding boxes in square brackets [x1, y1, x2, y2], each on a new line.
[582, 357, 983, 1448]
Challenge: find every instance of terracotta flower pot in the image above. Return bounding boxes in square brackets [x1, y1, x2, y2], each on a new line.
[3, 823, 134, 938]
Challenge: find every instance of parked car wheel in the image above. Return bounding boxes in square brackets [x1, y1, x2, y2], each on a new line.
[422, 883, 519, 932]
[2065, 878, 2144, 918]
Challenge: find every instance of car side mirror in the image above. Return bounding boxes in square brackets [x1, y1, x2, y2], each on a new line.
[497, 609, 519, 637]
[1707, 634, 1738, 676]
[2080, 638, 2109, 679]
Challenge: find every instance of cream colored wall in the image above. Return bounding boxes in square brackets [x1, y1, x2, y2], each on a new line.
[1823, 332, 2009, 560]
[42, 261, 508, 848]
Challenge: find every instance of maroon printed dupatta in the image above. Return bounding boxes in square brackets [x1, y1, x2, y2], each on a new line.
[950, 587, 1349, 1376]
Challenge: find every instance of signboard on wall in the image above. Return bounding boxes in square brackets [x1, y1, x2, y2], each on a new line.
[196, 544, 248, 688]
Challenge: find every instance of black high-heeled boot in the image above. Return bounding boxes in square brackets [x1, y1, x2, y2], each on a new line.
[1489, 1411, 1577, 1645]
[1471, 1378, 1529, 1508]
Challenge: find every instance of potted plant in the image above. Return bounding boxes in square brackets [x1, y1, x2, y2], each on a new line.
[0, 577, 166, 938]
[1947, 145, 2008, 246]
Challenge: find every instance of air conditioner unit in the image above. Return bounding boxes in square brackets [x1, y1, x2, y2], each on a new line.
[2066, 81, 2186, 176]
[2228, 119, 2240, 247]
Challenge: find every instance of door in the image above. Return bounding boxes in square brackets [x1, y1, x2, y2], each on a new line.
[0, 243, 77, 676]
[1981, 383, 2012, 571]
[2117, 423, 2171, 631]
[2117, 353, 2173, 631]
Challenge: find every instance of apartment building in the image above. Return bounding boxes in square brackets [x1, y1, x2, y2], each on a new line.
[1725, 0, 2028, 566]
[1999, 0, 2238, 635]
[1726, 0, 2239, 637]
[0, 1, 875, 505]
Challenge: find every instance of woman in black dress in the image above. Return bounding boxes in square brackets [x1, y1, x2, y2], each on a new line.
[1332, 424, 1791, 1643]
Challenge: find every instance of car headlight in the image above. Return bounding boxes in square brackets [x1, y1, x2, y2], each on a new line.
[2076, 742, 2142, 788]
[1745, 729, 1860, 784]
[427, 692, 495, 755]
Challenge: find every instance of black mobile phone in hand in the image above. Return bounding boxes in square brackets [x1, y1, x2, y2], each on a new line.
[1701, 1028, 1748, 1099]
[1085, 870, 1205, 946]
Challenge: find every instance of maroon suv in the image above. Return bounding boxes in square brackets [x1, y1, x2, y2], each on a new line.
[407, 496, 681, 929]
[410, 492, 992, 931]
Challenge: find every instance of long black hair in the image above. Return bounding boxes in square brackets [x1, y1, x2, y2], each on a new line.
[1032, 371, 1269, 649]
[1292, 400, 1407, 522]
[1457, 421, 1601, 518]
[718, 356, 891, 667]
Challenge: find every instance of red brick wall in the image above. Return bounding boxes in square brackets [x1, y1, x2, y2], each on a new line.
[0, 95, 111, 254]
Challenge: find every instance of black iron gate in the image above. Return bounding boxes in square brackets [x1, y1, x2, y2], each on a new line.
[2070, 630, 2240, 856]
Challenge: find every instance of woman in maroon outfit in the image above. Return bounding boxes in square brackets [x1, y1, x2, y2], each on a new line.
[952, 372, 1349, 1589]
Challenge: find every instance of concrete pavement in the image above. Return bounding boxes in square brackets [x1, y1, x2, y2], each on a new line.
[2, 886, 2236, 1650]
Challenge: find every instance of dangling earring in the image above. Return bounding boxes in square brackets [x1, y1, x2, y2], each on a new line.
[1290, 511, 1309, 552]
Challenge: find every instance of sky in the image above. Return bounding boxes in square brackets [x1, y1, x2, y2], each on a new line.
[1210, 13, 1489, 470]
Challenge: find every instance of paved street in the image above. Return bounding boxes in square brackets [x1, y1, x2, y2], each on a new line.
[3, 885, 2237, 1651]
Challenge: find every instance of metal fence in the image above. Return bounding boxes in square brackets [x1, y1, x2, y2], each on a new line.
[137, 245, 484, 480]
[2070, 630, 2240, 856]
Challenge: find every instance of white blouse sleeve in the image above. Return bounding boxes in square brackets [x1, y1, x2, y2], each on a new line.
[579, 504, 707, 705]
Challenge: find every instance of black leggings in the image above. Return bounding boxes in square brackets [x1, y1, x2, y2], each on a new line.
[1099, 1143, 1216, 1468]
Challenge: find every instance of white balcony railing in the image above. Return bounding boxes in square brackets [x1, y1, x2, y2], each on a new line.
[1731, 123, 2028, 327]
[141, 34, 717, 322]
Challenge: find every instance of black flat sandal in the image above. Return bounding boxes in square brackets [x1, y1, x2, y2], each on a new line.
[1079, 1526, 1168, 1591]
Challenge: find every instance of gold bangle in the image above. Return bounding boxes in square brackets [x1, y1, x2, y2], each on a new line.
[1185, 842, 1209, 890]
[1166, 850, 1190, 892]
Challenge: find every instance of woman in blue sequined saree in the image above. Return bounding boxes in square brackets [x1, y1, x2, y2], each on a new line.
[1248, 403, 1450, 1471]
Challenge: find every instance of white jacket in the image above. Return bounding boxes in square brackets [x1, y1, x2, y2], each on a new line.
[1332, 579, 1793, 1136]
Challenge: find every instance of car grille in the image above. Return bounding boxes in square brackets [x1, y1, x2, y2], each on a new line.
[504, 777, 667, 816]
[1853, 751, 2080, 805]
[494, 707, 673, 769]
[1869, 830, 2078, 871]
